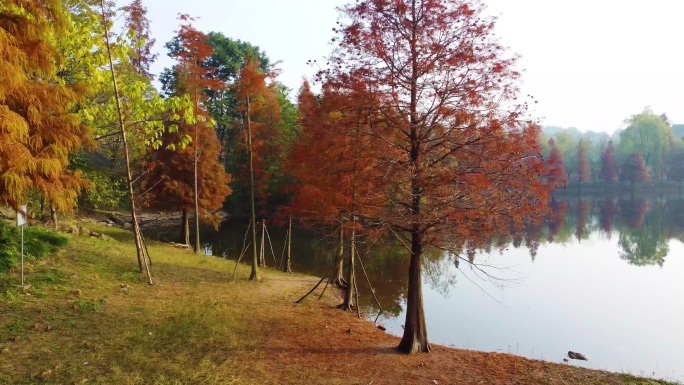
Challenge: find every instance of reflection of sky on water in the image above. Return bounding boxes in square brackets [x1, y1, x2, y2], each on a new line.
[378, 232, 684, 382]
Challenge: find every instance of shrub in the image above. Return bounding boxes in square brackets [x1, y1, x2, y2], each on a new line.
[79, 171, 126, 211]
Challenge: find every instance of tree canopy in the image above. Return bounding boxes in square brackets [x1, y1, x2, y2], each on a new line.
[0, 0, 93, 211]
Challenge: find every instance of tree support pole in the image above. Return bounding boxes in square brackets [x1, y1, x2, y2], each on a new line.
[296, 252, 345, 304]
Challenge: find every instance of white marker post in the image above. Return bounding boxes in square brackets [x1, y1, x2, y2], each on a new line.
[16, 205, 27, 288]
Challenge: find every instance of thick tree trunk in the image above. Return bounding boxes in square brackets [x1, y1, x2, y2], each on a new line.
[283, 217, 292, 273]
[246, 98, 259, 281]
[339, 219, 356, 311]
[330, 224, 347, 288]
[180, 208, 190, 245]
[397, 230, 430, 353]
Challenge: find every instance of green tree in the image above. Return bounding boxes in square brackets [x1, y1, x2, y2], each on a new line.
[577, 139, 591, 191]
[667, 152, 684, 192]
[553, 131, 578, 179]
[60, 0, 194, 276]
[619, 108, 671, 181]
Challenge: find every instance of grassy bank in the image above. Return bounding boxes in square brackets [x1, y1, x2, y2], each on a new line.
[0, 223, 677, 384]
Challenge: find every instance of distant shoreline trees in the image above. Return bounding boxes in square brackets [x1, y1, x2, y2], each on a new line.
[542, 108, 684, 191]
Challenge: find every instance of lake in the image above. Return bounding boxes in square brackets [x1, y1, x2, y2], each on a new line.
[194, 196, 684, 383]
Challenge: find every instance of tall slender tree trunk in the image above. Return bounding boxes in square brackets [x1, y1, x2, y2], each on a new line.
[180, 208, 190, 245]
[100, 0, 149, 281]
[259, 219, 266, 267]
[193, 143, 200, 254]
[283, 217, 292, 273]
[246, 97, 259, 281]
[330, 224, 346, 288]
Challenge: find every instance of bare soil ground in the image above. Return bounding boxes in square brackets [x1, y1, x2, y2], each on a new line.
[0, 223, 674, 385]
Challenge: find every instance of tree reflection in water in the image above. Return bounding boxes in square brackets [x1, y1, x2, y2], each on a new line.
[193, 197, 684, 317]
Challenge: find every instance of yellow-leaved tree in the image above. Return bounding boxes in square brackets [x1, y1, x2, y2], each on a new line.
[0, 0, 93, 215]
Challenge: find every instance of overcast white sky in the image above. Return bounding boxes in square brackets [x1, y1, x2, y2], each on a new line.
[138, 0, 684, 134]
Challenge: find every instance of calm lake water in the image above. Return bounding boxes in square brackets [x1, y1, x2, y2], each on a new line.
[191, 196, 684, 382]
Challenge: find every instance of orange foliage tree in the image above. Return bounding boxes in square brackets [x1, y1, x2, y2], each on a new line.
[123, 0, 157, 79]
[287, 81, 385, 308]
[0, 0, 93, 216]
[142, 15, 231, 250]
[599, 140, 618, 184]
[321, 0, 550, 353]
[621, 152, 649, 191]
[234, 56, 282, 281]
[598, 199, 618, 237]
[577, 139, 591, 190]
[546, 138, 569, 189]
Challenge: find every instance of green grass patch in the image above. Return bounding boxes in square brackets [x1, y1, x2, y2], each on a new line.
[0, 219, 68, 273]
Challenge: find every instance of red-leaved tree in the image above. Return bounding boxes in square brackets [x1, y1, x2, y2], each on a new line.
[546, 138, 568, 188]
[621, 152, 649, 191]
[321, 0, 550, 353]
[142, 15, 231, 250]
[235, 56, 282, 281]
[123, 0, 157, 79]
[599, 140, 618, 184]
[577, 139, 591, 190]
[287, 80, 385, 308]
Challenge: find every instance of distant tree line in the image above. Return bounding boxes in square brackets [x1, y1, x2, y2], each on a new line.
[541, 108, 684, 190]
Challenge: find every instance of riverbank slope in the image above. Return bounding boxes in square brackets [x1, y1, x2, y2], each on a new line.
[0, 223, 675, 384]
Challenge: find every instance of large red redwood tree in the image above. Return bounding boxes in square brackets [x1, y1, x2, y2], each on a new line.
[324, 0, 549, 353]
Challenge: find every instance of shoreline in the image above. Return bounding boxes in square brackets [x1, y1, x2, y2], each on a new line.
[0, 220, 678, 384]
